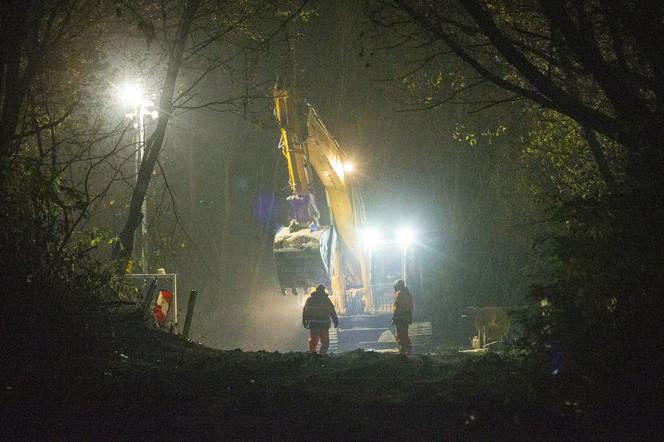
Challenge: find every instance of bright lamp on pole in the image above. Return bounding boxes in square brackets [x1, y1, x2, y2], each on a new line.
[397, 227, 415, 246]
[118, 82, 144, 107]
[362, 227, 383, 248]
[117, 80, 157, 274]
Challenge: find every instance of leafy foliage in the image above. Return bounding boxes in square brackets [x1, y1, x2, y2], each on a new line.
[0, 159, 117, 359]
[522, 189, 664, 381]
[369, 1, 664, 393]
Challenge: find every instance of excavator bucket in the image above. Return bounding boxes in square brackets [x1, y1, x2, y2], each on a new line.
[273, 226, 331, 290]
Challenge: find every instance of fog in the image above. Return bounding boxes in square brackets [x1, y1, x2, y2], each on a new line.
[104, 0, 536, 351]
[189, 290, 309, 352]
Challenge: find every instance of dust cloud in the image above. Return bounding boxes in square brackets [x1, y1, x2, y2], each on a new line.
[191, 290, 310, 353]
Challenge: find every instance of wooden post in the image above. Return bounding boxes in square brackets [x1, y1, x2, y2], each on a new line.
[142, 277, 158, 322]
[182, 290, 199, 339]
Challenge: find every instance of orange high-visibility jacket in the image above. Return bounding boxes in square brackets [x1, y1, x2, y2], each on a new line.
[303, 292, 339, 329]
[393, 288, 414, 324]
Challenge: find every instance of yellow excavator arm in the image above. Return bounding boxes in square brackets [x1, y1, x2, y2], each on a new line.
[273, 89, 372, 313]
[273, 90, 310, 197]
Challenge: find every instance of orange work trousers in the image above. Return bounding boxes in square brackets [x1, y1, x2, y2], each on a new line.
[395, 323, 412, 355]
[309, 327, 330, 354]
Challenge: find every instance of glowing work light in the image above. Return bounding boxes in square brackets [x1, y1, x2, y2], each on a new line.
[117, 81, 145, 107]
[115, 80, 158, 274]
[397, 227, 415, 246]
[362, 227, 383, 248]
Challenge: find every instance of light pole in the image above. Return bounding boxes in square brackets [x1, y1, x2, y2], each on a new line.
[362, 227, 382, 313]
[398, 227, 414, 285]
[118, 82, 158, 274]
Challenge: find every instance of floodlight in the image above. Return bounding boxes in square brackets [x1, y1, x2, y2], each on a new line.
[362, 227, 383, 247]
[397, 227, 415, 246]
[118, 82, 144, 107]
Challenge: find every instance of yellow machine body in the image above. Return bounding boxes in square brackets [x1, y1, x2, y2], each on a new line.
[272, 89, 372, 314]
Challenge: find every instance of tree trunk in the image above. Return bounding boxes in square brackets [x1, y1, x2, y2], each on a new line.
[0, 0, 32, 160]
[112, 0, 201, 273]
[581, 127, 618, 195]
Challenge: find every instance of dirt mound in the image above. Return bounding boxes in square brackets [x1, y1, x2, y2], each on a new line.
[0, 320, 645, 440]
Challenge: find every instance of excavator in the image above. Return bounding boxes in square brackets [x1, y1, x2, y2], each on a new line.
[272, 89, 432, 351]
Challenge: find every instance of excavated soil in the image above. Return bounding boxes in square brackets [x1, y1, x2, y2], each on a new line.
[0, 321, 652, 440]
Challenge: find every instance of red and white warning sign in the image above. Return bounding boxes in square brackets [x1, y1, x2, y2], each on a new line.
[153, 289, 172, 325]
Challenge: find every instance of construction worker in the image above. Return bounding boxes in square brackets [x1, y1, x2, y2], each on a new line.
[392, 279, 413, 355]
[302, 284, 339, 354]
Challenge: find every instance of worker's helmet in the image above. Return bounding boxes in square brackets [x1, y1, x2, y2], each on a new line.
[315, 284, 326, 293]
[393, 279, 405, 291]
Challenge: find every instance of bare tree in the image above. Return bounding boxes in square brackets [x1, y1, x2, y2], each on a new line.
[377, 1, 664, 187]
[110, 0, 308, 273]
[0, 0, 108, 174]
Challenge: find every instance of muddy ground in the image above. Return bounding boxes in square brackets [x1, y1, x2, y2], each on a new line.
[1, 322, 656, 440]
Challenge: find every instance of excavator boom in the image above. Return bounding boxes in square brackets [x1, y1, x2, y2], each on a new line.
[272, 89, 372, 313]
